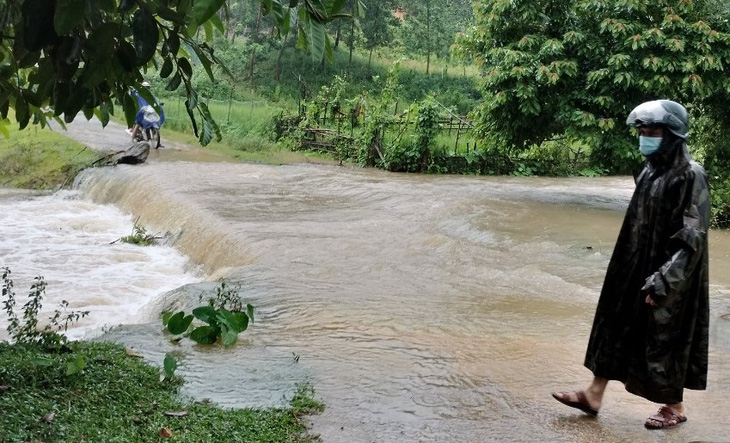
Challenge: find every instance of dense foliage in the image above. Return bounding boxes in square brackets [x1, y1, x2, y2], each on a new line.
[455, 0, 729, 166]
[456, 0, 730, 224]
[0, 0, 352, 145]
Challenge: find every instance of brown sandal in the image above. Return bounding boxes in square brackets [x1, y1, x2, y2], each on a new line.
[551, 390, 599, 416]
[644, 406, 687, 429]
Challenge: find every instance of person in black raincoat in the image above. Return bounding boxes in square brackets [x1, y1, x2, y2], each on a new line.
[552, 99, 710, 429]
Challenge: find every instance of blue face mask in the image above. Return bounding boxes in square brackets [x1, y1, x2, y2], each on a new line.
[639, 136, 662, 156]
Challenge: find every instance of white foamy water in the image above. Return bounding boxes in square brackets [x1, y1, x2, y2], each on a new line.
[0, 189, 203, 341]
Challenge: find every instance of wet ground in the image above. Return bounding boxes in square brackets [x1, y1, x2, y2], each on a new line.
[32, 118, 730, 442]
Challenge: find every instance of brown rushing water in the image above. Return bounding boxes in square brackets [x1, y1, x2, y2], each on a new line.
[63, 119, 730, 442]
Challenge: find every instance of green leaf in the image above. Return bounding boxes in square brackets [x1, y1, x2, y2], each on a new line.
[22, 0, 56, 51]
[246, 304, 255, 324]
[192, 305, 217, 324]
[166, 72, 182, 91]
[189, 325, 218, 344]
[122, 91, 137, 128]
[160, 57, 174, 78]
[167, 311, 194, 335]
[178, 57, 193, 78]
[184, 99, 198, 136]
[132, 9, 159, 65]
[32, 357, 54, 367]
[163, 354, 178, 379]
[221, 328, 238, 347]
[66, 354, 85, 376]
[209, 12, 225, 34]
[167, 31, 181, 56]
[161, 311, 173, 326]
[301, 13, 327, 61]
[216, 309, 249, 333]
[63, 86, 90, 123]
[93, 104, 110, 127]
[15, 95, 30, 130]
[86, 23, 120, 59]
[55, 0, 86, 35]
[192, 0, 226, 26]
[197, 102, 221, 146]
[157, 6, 187, 25]
[203, 19, 214, 41]
[116, 41, 138, 72]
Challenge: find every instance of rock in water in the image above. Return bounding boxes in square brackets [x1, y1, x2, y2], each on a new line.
[116, 141, 150, 165]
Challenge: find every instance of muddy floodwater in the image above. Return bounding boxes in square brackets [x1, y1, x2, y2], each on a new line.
[3, 119, 730, 442]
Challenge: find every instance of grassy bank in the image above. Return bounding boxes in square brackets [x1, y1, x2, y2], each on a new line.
[0, 124, 99, 189]
[0, 341, 322, 442]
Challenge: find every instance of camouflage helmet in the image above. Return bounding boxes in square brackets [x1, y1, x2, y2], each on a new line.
[626, 99, 689, 139]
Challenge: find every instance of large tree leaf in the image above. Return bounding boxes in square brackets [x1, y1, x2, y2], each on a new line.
[160, 57, 174, 78]
[55, 0, 86, 35]
[197, 102, 221, 146]
[192, 0, 226, 26]
[14, 95, 30, 130]
[300, 13, 327, 61]
[22, 0, 56, 51]
[132, 9, 159, 65]
[94, 102, 111, 126]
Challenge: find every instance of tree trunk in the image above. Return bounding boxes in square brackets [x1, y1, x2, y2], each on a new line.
[426, 0, 431, 75]
[348, 18, 355, 65]
[248, 8, 262, 86]
[276, 44, 285, 81]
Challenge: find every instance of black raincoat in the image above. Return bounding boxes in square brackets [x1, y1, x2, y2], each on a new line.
[584, 136, 710, 405]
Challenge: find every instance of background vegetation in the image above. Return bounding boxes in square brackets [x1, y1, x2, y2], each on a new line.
[3, 0, 730, 224]
[0, 120, 99, 189]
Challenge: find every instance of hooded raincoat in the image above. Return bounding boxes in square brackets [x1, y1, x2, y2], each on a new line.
[584, 136, 710, 405]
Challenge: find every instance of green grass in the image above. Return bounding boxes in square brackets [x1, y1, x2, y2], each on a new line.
[0, 124, 100, 189]
[0, 341, 322, 442]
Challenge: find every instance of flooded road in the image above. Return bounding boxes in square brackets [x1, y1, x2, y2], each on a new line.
[5, 118, 730, 442]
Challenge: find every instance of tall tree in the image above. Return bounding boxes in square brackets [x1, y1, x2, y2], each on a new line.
[399, 0, 472, 74]
[359, 0, 398, 67]
[456, 0, 730, 173]
[0, 0, 351, 145]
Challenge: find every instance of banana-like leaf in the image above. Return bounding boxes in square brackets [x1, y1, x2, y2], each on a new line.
[302, 14, 327, 61]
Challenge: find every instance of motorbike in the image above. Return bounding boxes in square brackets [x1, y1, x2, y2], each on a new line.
[132, 104, 164, 149]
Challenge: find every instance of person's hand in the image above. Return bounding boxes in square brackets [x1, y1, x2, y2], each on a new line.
[641, 274, 661, 307]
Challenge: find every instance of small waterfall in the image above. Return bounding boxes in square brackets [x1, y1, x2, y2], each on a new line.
[73, 165, 257, 278]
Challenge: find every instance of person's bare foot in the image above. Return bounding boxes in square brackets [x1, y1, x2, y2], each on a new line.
[552, 390, 601, 415]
